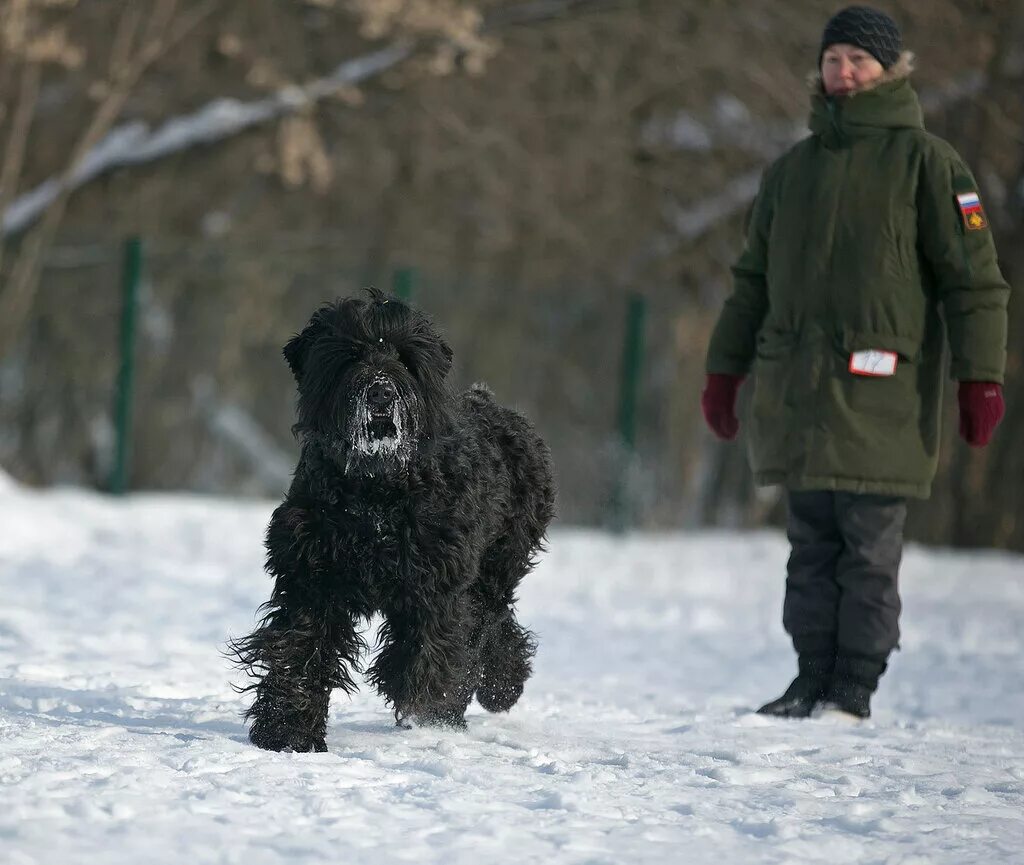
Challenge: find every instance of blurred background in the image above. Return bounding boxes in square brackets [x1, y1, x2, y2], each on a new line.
[0, 0, 1021, 549]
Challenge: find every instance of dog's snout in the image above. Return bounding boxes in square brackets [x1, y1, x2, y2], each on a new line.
[367, 379, 397, 411]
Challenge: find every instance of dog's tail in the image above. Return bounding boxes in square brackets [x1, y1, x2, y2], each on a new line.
[468, 382, 494, 398]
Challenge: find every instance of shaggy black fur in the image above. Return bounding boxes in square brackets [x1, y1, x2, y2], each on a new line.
[228, 289, 555, 752]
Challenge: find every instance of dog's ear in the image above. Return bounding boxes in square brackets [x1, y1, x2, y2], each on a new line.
[283, 312, 327, 382]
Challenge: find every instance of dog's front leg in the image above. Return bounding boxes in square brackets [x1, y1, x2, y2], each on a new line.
[369, 595, 477, 729]
[230, 504, 364, 752]
[232, 601, 363, 752]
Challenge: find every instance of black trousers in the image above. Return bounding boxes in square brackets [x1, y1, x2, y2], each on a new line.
[783, 491, 906, 659]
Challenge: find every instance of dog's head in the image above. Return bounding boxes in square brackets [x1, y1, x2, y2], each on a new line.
[284, 289, 454, 478]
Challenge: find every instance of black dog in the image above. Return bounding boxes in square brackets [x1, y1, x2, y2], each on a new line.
[229, 290, 555, 751]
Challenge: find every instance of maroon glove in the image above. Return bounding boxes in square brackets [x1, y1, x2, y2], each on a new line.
[958, 381, 1005, 447]
[701, 373, 744, 440]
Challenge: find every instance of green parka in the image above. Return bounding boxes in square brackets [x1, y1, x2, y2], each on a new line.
[705, 70, 1010, 499]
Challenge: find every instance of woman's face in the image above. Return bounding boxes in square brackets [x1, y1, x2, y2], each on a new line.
[821, 43, 885, 96]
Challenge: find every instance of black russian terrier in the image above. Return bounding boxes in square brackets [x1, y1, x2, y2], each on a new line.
[229, 289, 555, 752]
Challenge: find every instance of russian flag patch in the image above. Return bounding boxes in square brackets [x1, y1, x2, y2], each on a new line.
[956, 191, 988, 231]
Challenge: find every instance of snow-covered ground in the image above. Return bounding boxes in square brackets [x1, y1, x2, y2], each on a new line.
[1, 479, 1022, 864]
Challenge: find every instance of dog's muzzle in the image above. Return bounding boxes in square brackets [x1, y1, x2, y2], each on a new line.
[344, 376, 416, 474]
[365, 379, 399, 441]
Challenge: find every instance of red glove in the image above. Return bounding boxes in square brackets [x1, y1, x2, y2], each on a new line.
[958, 381, 1005, 447]
[701, 373, 744, 440]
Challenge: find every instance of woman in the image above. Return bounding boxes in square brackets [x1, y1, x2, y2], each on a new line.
[702, 6, 1010, 719]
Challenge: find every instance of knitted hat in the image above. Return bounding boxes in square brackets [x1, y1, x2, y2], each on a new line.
[819, 6, 902, 69]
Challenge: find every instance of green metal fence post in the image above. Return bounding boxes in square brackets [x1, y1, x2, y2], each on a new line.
[392, 266, 415, 302]
[110, 236, 142, 494]
[610, 293, 647, 532]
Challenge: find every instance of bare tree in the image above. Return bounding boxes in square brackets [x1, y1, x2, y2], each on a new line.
[0, 0, 220, 354]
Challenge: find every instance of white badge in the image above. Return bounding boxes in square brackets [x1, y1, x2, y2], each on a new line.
[849, 349, 898, 377]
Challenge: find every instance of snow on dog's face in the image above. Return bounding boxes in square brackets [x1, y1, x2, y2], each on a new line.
[283, 290, 454, 478]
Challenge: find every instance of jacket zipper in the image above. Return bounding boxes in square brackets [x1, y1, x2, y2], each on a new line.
[815, 100, 849, 455]
[826, 99, 846, 148]
[823, 100, 847, 329]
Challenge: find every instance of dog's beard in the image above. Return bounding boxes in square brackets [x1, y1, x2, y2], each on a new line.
[343, 385, 419, 478]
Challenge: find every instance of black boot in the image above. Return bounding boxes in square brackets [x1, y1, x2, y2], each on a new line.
[757, 653, 834, 718]
[820, 653, 887, 719]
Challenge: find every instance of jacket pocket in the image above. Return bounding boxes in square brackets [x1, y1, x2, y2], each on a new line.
[752, 328, 797, 416]
[755, 327, 798, 360]
[836, 331, 919, 421]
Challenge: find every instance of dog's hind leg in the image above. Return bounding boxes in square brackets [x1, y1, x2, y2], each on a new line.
[470, 435, 553, 716]
[476, 608, 537, 713]
[471, 542, 540, 714]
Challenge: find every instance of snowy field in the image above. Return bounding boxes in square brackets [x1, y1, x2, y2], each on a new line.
[1, 474, 1022, 865]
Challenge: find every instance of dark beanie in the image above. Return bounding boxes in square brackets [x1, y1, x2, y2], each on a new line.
[819, 6, 902, 69]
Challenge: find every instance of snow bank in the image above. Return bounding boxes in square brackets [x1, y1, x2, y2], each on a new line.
[0, 484, 1021, 864]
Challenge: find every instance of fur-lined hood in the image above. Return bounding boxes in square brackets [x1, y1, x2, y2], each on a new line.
[807, 50, 924, 144]
[806, 50, 916, 95]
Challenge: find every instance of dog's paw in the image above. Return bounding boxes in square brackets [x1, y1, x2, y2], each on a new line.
[476, 678, 525, 713]
[393, 695, 468, 730]
[407, 704, 469, 730]
[477, 621, 534, 713]
[281, 737, 328, 753]
[249, 720, 327, 753]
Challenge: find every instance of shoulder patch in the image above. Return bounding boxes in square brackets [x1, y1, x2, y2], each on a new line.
[955, 191, 988, 231]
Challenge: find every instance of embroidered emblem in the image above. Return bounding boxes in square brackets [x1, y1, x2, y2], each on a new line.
[849, 350, 898, 377]
[956, 192, 988, 231]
